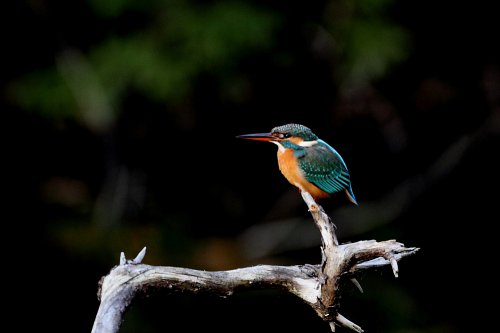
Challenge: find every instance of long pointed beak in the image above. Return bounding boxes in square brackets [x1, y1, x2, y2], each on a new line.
[236, 133, 275, 142]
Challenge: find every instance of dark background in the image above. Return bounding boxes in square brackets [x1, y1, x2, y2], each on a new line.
[4, 0, 498, 332]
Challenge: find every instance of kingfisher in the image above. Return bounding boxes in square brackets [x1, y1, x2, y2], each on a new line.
[237, 123, 357, 205]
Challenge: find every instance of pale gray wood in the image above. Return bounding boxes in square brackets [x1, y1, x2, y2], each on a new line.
[92, 192, 419, 333]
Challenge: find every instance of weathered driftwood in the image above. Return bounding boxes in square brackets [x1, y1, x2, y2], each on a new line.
[92, 191, 419, 333]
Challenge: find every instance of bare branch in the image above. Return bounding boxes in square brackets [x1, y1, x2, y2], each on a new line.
[131, 247, 146, 264]
[92, 259, 321, 333]
[350, 278, 364, 293]
[390, 257, 399, 278]
[336, 313, 364, 333]
[92, 192, 419, 332]
[119, 252, 125, 266]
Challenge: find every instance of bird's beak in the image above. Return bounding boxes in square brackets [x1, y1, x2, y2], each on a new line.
[236, 132, 275, 142]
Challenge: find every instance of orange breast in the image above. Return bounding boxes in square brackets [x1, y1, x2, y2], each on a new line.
[277, 149, 329, 199]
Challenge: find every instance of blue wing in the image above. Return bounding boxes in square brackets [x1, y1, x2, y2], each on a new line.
[297, 140, 356, 203]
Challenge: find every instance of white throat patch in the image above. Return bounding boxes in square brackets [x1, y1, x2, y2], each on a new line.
[298, 140, 318, 147]
[271, 141, 286, 152]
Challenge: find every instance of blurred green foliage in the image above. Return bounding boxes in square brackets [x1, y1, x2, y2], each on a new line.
[324, 0, 410, 85]
[10, 0, 409, 130]
[88, 0, 158, 17]
[11, 0, 282, 129]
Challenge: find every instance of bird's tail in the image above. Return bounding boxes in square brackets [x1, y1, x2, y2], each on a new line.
[345, 186, 358, 206]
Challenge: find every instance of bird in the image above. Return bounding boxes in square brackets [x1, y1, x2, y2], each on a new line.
[237, 123, 357, 205]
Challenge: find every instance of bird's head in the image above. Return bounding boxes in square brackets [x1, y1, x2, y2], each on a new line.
[237, 123, 318, 150]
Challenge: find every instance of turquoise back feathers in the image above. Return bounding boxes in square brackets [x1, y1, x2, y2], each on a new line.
[299, 139, 357, 205]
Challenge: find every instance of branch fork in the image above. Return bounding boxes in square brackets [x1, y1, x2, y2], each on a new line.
[92, 192, 419, 333]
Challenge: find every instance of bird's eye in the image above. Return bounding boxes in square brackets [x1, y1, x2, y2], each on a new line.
[275, 133, 290, 139]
